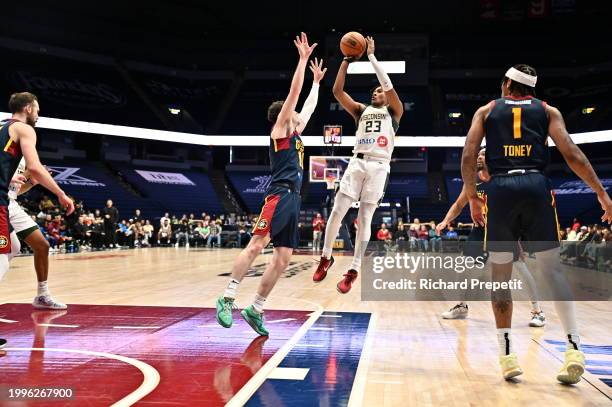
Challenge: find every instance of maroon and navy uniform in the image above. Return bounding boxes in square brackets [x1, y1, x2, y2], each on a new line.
[484, 96, 560, 253]
[0, 119, 24, 253]
[252, 130, 304, 248]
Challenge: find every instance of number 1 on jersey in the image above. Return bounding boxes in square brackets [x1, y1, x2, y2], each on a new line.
[512, 107, 522, 139]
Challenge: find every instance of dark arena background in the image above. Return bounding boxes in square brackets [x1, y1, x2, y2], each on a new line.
[0, 1, 611, 406]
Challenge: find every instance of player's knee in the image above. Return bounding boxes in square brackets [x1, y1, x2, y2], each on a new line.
[33, 237, 50, 254]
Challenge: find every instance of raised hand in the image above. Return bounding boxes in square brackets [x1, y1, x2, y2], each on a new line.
[294, 32, 317, 60]
[366, 36, 375, 56]
[309, 57, 327, 84]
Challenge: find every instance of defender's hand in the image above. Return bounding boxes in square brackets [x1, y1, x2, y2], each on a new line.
[366, 36, 375, 56]
[309, 57, 327, 84]
[294, 32, 317, 59]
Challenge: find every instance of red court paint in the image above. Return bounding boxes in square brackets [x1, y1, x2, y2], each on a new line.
[0, 304, 310, 406]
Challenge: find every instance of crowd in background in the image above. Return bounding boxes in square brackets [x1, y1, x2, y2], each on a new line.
[18, 194, 260, 254]
[16, 194, 612, 272]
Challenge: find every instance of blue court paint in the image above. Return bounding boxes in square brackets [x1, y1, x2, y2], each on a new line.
[545, 339, 612, 388]
[246, 312, 371, 407]
[586, 360, 612, 367]
[586, 369, 612, 376]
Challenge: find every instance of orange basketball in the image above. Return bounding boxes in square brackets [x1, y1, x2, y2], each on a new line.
[340, 31, 366, 59]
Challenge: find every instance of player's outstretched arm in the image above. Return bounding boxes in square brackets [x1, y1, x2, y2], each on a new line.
[14, 123, 75, 215]
[547, 105, 612, 223]
[296, 58, 327, 133]
[332, 59, 365, 122]
[461, 105, 487, 226]
[366, 36, 403, 123]
[274, 32, 316, 135]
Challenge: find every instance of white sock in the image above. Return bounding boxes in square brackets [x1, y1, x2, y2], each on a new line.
[322, 193, 353, 259]
[350, 202, 377, 272]
[0, 254, 8, 282]
[497, 328, 513, 356]
[38, 281, 50, 297]
[531, 301, 541, 313]
[253, 294, 266, 314]
[223, 278, 240, 299]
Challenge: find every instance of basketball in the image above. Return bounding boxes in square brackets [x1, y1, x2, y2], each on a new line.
[340, 31, 366, 59]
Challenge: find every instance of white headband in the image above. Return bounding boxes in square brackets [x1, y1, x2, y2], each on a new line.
[505, 67, 537, 87]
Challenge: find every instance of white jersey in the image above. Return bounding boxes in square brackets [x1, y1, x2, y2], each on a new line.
[353, 105, 398, 161]
[8, 157, 26, 200]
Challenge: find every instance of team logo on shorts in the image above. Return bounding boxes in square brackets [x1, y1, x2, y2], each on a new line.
[0, 235, 8, 249]
[377, 136, 388, 147]
[257, 219, 268, 230]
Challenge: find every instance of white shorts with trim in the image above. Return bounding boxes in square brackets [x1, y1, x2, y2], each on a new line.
[339, 157, 390, 204]
[9, 199, 38, 236]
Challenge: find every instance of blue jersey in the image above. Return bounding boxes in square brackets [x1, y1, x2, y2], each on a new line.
[485, 96, 549, 174]
[0, 119, 24, 205]
[269, 131, 304, 191]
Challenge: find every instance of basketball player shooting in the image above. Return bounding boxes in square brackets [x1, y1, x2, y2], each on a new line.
[215, 33, 325, 336]
[313, 36, 403, 294]
[462, 64, 612, 383]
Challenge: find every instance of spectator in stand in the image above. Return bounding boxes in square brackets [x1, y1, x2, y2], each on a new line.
[312, 213, 325, 251]
[89, 214, 105, 250]
[133, 209, 143, 223]
[195, 221, 210, 247]
[142, 220, 154, 247]
[395, 222, 408, 242]
[417, 224, 430, 251]
[377, 223, 392, 241]
[40, 195, 55, 212]
[158, 219, 172, 246]
[71, 215, 91, 249]
[236, 219, 251, 248]
[429, 222, 442, 252]
[408, 224, 418, 249]
[102, 199, 119, 248]
[207, 220, 222, 247]
[116, 220, 130, 247]
[571, 218, 581, 232]
[160, 212, 170, 226]
[445, 226, 458, 239]
[175, 218, 190, 247]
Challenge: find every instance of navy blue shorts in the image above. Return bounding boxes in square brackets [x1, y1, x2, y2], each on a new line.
[485, 172, 560, 253]
[252, 186, 301, 249]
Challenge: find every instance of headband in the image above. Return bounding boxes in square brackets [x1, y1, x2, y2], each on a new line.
[505, 67, 537, 87]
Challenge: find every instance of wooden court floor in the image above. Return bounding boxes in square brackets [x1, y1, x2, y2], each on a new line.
[1, 247, 611, 406]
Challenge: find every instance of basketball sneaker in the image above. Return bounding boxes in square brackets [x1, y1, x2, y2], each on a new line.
[313, 256, 334, 282]
[441, 303, 469, 319]
[0, 338, 6, 349]
[337, 269, 358, 294]
[216, 296, 236, 328]
[32, 296, 68, 310]
[241, 305, 269, 336]
[528, 311, 546, 327]
[499, 353, 523, 380]
[556, 349, 585, 384]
